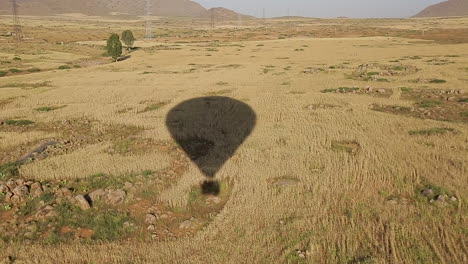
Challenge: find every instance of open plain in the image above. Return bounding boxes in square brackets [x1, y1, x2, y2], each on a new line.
[0, 14, 467, 263]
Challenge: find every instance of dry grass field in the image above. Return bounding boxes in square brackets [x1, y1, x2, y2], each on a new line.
[0, 15, 467, 264]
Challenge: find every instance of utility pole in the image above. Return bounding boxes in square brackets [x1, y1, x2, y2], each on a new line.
[210, 9, 215, 29]
[11, 0, 23, 41]
[145, 0, 154, 39]
[262, 8, 266, 26]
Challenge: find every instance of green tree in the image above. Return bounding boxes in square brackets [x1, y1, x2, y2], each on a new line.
[106, 33, 122, 61]
[121, 30, 136, 50]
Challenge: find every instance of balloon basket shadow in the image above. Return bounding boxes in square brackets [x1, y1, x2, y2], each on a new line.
[200, 180, 220, 196]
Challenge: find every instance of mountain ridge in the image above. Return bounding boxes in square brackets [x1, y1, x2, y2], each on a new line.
[0, 0, 251, 19]
[414, 0, 468, 17]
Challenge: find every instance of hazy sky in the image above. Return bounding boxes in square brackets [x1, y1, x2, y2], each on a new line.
[194, 0, 446, 18]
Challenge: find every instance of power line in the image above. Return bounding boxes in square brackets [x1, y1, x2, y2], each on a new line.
[11, 0, 23, 41]
[210, 9, 215, 29]
[145, 0, 154, 39]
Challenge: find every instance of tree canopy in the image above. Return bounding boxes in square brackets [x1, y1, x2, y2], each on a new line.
[121, 30, 136, 50]
[106, 33, 122, 61]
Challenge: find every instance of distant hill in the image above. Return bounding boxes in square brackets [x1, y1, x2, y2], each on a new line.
[0, 0, 250, 18]
[203, 7, 254, 21]
[414, 0, 468, 17]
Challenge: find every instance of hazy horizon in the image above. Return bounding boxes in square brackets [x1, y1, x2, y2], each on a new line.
[194, 0, 446, 18]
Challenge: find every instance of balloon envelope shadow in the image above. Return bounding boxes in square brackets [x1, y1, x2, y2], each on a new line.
[166, 97, 256, 195]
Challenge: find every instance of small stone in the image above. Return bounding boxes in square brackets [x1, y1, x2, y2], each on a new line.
[160, 214, 169, 219]
[31, 187, 44, 198]
[0, 184, 9, 193]
[10, 195, 21, 204]
[30, 182, 42, 191]
[147, 225, 156, 231]
[12, 185, 29, 199]
[145, 213, 159, 224]
[15, 179, 25, 186]
[206, 196, 222, 205]
[105, 189, 126, 205]
[24, 232, 35, 239]
[124, 182, 134, 190]
[89, 189, 106, 202]
[179, 220, 192, 229]
[450, 196, 458, 202]
[151, 234, 158, 240]
[377, 89, 386, 94]
[365, 86, 372, 92]
[421, 189, 434, 198]
[4, 192, 13, 202]
[58, 188, 72, 197]
[458, 90, 465, 94]
[75, 195, 91, 210]
[436, 194, 448, 203]
[6, 180, 16, 190]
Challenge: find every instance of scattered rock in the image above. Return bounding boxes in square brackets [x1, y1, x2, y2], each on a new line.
[147, 225, 156, 231]
[436, 194, 448, 203]
[377, 89, 386, 94]
[12, 185, 29, 199]
[206, 196, 222, 205]
[57, 188, 72, 197]
[0, 184, 9, 193]
[23, 232, 35, 239]
[160, 214, 169, 219]
[4, 192, 13, 202]
[88, 189, 106, 202]
[105, 189, 126, 205]
[421, 188, 434, 198]
[179, 220, 192, 229]
[35, 205, 56, 219]
[6, 180, 16, 191]
[145, 213, 159, 224]
[75, 195, 91, 210]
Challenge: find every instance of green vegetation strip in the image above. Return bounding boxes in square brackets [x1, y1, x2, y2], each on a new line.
[409, 128, 455, 136]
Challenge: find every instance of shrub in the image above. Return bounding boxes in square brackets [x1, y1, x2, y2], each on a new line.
[4, 119, 35, 126]
[58, 65, 71, 70]
[9, 68, 22, 73]
[416, 100, 442, 108]
[27, 68, 41, 73]
[429, 79, 446, 84]
[0, 162, 20, 180]
[409, 128, 455, 136]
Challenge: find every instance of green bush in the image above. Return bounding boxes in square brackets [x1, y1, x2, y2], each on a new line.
[0, 71, 7, 77]
[416, 100, 442, 108]
[58, 65, 71, 70]
[429, 79, 446, 84]
[9, 68, 22, 73]
[409, 128, 455, 136]
[0, 162, 20, 180]
[27, 68, 41, 73]
[4, 119, 35, 126]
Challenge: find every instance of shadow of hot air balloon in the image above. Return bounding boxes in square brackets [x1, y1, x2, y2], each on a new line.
[166, 96, 256, 195]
